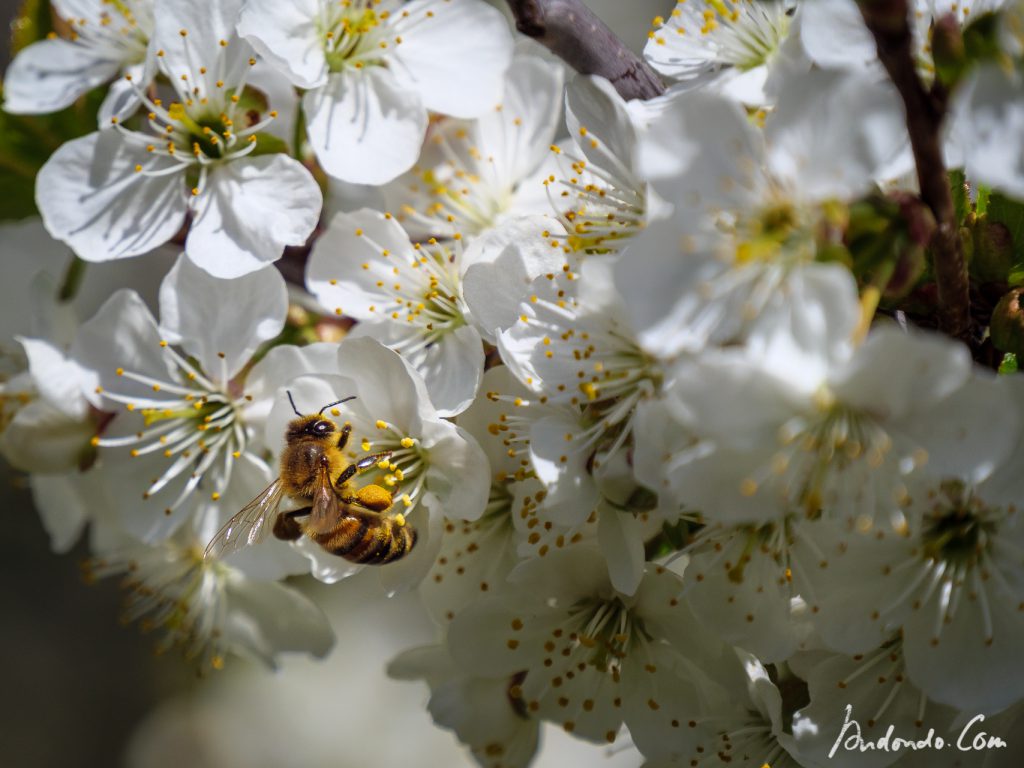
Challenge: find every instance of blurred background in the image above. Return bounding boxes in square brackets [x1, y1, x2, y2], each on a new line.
[0, 1, 665, 766]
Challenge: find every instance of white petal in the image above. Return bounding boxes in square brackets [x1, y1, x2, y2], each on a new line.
[597, 508, 645, 597]
[830, 326, 972, 419]
[612, 222, 729, 357]
[29, 473, 89, 553]
[462, 215, 569, 342]
[565, 75, 641, 189]
[903, 578, 1024, 715]
[2, 38, 122, 114]
[36, 131, 188, 262]
[959, 64, 1024, 198]
[306, 208, 419, 320]
[800, 0, 880, 71]
[744, 263, 861, 389]
[225, 573, 335, 664]
[159, 254, 287, 380]
[303, 68, 427, 185]
[636, 88, 763, 213]
[391, 0, 512, 118]
[766, 69, 909, 201]
[237, 0, 327, 89]
[18, 337, 95, 419]
[71, 289, 175, 408]
[187, 154, 322, 278]
[353, 322, 483, 418]
[477, 52, 564, 185]
[152, 0, 247, 86]
[0, 400, 94, 474]
[528, 413, 600, 526]
[420, 419, 491, 521]
[97, 61, 149, 126]
[336, 336, 434, 428]
[242, 342, 342, 430]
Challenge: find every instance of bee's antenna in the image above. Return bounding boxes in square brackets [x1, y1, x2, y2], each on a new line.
[286, 390, 303, 417]
[319, 395, 357, 415]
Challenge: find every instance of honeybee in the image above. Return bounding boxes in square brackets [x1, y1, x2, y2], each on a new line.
[204, 393, 416, 564]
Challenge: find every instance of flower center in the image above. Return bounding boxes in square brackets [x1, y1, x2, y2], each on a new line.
[92, 341, 250, 513]
[319, 0, 391, 72]
[564, 596, 648, 672]
[921, 480, 998, 568]
[84, 537, 230, 669]
[114, 33, 278, 192]
[733, 198, 816, 265]
[653, 0, 791, 72]
[356, 419, 424, 511]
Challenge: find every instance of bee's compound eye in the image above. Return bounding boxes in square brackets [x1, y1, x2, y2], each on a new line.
[313, 420, 331, 435]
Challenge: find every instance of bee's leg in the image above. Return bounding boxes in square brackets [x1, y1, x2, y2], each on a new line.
[336, 423, 352, 450]
[272, 507, 310, 541]
[337, 484, 393, 512]
[334, 463, 358, 488]
[354, 483, 393, 512]
[355, 451, 392, 471]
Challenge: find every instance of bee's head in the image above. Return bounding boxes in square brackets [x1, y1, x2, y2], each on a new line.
[284, 391, 354, 442]
[286, 414, 337, 442]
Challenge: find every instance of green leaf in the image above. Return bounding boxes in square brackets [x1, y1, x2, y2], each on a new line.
[976, 184, 991, 215]
[998, 353, 1018, 374]
[987, 192, 1024, 285]
[962, 12, 1003, 63]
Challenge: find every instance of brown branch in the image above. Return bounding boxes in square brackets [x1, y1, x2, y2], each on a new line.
[859, 0, 972, 341]
[504, 0, 665, 101]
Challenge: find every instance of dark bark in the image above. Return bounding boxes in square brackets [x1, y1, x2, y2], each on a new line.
[859, 0, 972, 341]
[504, 0, 665, 100]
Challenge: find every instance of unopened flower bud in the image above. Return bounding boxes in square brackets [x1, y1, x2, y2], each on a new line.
[932, 13, 967, 87]
[990, 287, 1024, 357]
[970, 218, 1015, 283]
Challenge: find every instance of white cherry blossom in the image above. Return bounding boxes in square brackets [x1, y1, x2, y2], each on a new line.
[307, 208, 565, 415]
[71, 256, 304, 543]
[237, 0, 513, 185]
[447, 546, 725, 751]
[382, 48, 565, 240]
[616, 68, 908, 358]
[645, 0, 797, 105]
[84, 521, 334, 670]
[35, 0, 321, 278]
[809, 425, 1024, 715]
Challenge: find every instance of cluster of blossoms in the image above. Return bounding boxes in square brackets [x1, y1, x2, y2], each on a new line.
[4, 0, 1024, 765]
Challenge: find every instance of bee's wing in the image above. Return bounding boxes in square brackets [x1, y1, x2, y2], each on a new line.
[305, 463, 340, 536]
[203, 478, 287, 560]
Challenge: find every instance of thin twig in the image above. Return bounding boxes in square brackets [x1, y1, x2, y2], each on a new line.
[859, 0, 972, 340]
[504, 0, 665, 100]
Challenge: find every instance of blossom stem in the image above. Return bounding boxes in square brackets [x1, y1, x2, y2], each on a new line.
[503, 0, 665, 100]
[858, 0, 972, 341]
[58, 255, 87, 302]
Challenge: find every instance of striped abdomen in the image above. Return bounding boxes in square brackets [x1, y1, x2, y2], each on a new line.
[311, 508, 417, 564]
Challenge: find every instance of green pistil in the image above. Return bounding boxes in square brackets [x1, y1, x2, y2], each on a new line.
[921, 481, 994, 567]
[323, 8, 385, 72]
